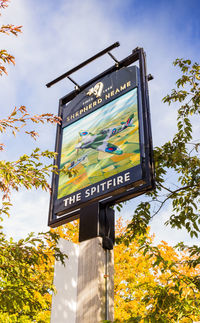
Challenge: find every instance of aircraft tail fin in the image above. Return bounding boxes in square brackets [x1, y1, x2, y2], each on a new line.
[126, 113, 134, 126]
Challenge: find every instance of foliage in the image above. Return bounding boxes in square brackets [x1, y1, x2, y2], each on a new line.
[0, 231, 66, 322]
[113, 219, 200, 322]
[0, 2, 67, 321]
[54, 220, 79, 244]
[0, 0, 22, 76]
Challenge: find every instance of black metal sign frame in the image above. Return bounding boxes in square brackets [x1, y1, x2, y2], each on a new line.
[48, 47, 154, 227]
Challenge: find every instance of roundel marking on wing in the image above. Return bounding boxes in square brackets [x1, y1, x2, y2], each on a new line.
[105, 146, 117, 152]
[80, 131, 88, 136]
[112, 128, 117, 134]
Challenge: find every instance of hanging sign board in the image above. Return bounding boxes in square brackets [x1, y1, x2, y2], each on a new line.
[48, 62, 154, 227]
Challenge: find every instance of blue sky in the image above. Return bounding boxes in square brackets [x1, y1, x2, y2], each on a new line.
[1, 0, 200, 244]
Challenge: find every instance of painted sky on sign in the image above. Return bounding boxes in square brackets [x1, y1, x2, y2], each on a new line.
[62, 89, 137, 144]
[1, 0, 200, 245]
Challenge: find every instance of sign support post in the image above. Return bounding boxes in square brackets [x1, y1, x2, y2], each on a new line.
[76, 204, 114, 322]
[76, 237, 114, 323]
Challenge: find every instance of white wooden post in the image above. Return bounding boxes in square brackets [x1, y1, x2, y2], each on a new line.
[76, 237, 114, 323]
[51, 239, 79, 323]
[51, 237, 114, 323]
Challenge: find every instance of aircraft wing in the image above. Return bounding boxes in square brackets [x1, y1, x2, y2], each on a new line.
[90, 141, 123, 155]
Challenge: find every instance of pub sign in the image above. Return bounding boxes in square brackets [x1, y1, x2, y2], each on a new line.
[48, 49, 154, 227]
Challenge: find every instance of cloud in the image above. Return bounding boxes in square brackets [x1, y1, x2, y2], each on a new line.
[150, 205, 200, 246]
[2, 189, 49, 240]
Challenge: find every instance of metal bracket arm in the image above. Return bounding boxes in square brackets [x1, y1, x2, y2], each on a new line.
[46, 42, 120, 88]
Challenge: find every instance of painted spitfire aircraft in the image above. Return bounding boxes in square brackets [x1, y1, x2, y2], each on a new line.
[68, 114, 134, 170]
[68, 154, 88, 170]
[76, 113, 135, 155]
